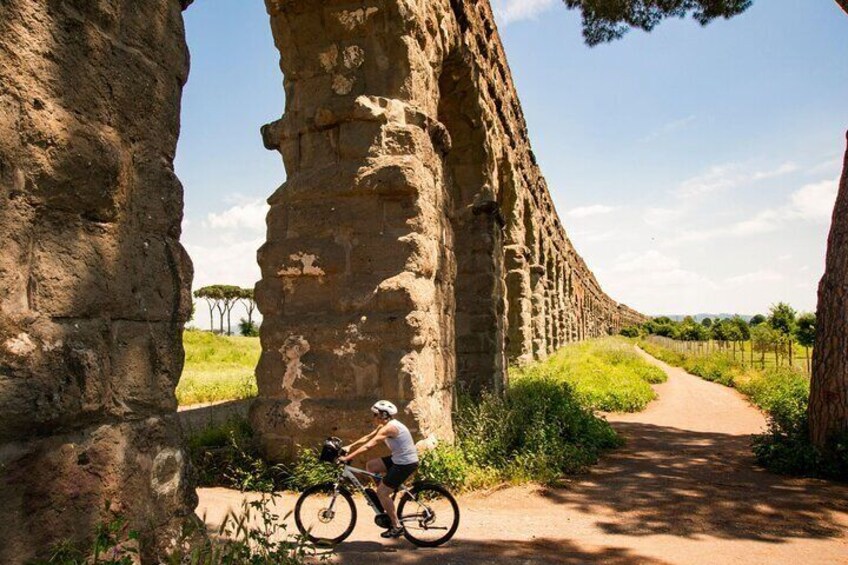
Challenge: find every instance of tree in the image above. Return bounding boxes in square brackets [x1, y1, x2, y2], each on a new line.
[701, 317, 713, 328]
[769, 302, 797, 368]
[731, 315, 750, 341]
[749, 314, 766, 326]
[751, 324, 779, 370]
[677, 320, 707, 341]
[796, 313, 816, 374]
[710, 320, 728, 344]
[239, 287, 258, 327]
[194, 284, 242, 334]
[562, 0, 753, 46]
[194, 286, 223, 332]
[217, 285, 242, 336]
[562, 1, 848, 47]
[810, 134, 848, 449]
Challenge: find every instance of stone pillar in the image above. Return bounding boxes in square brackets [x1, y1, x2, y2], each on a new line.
[531, 260, 548, 358]
[254, 0, 455, 459]
[0, 1, 198, 561]
[504, 244, 534, 364]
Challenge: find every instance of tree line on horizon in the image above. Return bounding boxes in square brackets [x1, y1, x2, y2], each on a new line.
[623, 302, 816, 372]
[193, 285, 258, 336]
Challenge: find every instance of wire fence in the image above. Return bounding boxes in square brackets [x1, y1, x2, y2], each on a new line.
[644, 335, 812, 375]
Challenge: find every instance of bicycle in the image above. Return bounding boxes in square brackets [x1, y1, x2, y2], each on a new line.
[293, 437, 460, 547]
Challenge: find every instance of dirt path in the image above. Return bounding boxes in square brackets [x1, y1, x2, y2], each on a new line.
[196, 349, 848, 564]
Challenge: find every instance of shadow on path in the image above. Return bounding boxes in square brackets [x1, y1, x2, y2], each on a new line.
[329, 538, 674, 564]
[542, 422, 848, 542]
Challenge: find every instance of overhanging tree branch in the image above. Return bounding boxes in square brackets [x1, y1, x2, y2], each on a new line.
[561, 0, 753, 46]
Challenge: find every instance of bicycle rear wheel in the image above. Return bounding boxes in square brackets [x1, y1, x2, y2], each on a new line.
[397, 483, 460, 547]
[294, 482, 357, 545]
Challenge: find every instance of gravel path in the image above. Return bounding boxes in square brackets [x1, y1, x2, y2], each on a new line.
[196, 348, 848, 564]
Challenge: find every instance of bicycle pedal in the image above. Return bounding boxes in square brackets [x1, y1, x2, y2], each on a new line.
[374, 513, 392, 529]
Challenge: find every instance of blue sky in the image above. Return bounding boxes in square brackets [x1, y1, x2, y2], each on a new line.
[176, 0, 848, 328]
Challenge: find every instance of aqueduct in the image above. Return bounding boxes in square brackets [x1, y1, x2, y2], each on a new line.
[0, 0, 643, 560]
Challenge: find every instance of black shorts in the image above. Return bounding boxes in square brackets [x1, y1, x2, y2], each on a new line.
[380, 455, 419, 489]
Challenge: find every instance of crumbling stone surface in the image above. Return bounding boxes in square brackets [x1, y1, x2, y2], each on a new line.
[0, 1, 198, 561]
[255, 0, 646, 459]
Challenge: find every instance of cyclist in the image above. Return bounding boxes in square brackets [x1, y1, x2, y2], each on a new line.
[339, 400, 419, 539]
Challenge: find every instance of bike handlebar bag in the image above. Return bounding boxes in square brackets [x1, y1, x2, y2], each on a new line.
[319, 437, 343, 463]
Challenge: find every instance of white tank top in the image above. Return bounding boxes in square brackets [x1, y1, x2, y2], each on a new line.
[384, 419, 419, 465]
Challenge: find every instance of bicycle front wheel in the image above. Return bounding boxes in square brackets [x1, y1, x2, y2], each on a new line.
[397, 483, 460, 547]
[294, 482, 357, 545]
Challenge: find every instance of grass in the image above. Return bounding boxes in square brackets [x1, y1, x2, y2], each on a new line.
[513, 337, 667, 412]
[177, 329, 259, 406]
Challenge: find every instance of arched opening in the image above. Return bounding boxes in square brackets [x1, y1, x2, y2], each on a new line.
[437, 53, 507, 398]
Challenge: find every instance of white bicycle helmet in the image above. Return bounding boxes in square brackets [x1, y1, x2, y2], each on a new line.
[371, 400, 398, 419]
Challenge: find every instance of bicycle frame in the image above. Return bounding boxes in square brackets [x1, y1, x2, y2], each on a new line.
[329, 464, 431, 525]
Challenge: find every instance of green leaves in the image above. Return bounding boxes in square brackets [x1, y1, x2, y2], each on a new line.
[561, 0, 753, 46]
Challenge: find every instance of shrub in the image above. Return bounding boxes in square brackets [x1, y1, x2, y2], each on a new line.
[185, 416, 286, 492]
[239, 318, 260, 337]
[416, 376, 623, 491]
[417, 443, 471, 491]
[619, 325, 641, 338]
[283, 447, 339, 491]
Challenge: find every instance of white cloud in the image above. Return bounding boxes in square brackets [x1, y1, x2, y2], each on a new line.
[491, 0, 556, 25]
[611, 250, 679, 274]
[640, 115, 696, 143]
[790, 179, 838, 220]
[725, 270, 783, 285]
[607, 250, 716, 289]
[185, 235, 263, 290]
[675, 161, 798, 198]
[566, 204, 615, 218]
[205, 199, 268, 231]
[643, 207, 684, 228]
[669, 177, 838, 245]
[596, 250, 719, 313]
[809, 156, 843, 176]
[571, 229, 619, 243]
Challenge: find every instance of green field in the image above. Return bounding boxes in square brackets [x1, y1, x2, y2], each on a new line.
[177, 330, 260, 406]
[513, 337, 667, 412]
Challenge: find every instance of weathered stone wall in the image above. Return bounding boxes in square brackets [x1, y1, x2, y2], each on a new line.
[255, 0, 646, 458]
[0, 1, 197, 561]
[0, 0, 646, 557]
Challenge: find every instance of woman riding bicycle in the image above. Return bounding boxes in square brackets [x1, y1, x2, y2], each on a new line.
[339, 400, 419, 539]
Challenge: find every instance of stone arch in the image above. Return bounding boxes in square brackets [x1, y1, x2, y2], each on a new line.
[436, 51, 507, 398]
